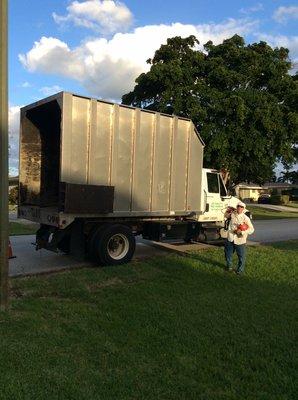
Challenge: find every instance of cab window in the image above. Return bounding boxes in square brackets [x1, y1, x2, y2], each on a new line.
[207, 173, 219, 193]
[219, 176, 228, 197]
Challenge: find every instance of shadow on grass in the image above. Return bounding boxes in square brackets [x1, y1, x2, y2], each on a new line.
[187, 252, 226, 270]
[1, 249, 297, 400]
[264, 240, 298, 252]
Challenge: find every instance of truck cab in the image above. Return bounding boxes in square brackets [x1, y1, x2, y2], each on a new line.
[198, 169, 240, 224]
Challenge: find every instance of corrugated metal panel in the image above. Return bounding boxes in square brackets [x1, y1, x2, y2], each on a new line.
[131, 110, 155, 211]
[151, 114, 173, 212]
[60, 93, 72, 183]
[170, 118, 189, 212]
[70, 96, 90, 184]
[187, 127, 203, 211]
[61, 93, 90, 184]
[111, 105, 134, 211]
[88, 100, 113, 185]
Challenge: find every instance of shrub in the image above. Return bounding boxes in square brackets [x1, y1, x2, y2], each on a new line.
[271, 188, 279, 195]
[270, 194, 290, 205]
[281, 189, 291, 196]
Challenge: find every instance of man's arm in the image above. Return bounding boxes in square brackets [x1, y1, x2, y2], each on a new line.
[245, 215, 254, 235]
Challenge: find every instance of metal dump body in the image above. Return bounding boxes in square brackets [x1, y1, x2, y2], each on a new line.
[19, 92, 204, 219]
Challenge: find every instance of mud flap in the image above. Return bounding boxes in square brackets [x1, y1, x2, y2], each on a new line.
[69, 219, 86, 261]
[36, 225, 55, 251]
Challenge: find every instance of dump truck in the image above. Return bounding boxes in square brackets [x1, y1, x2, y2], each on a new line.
[18, 91, 242, 265]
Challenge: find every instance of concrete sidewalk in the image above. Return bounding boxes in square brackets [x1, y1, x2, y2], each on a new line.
[9, 235, 167, 277]
[9, 235, 214, 278]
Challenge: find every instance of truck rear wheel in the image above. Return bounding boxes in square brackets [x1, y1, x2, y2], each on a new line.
[90, 224, 136, 266]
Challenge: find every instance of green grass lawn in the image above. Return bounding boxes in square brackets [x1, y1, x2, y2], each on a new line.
[1, 241, 297, 399]
[288, 202, 298, 209]
[248, 205, 298, 219]
[9, 221, 38, 236]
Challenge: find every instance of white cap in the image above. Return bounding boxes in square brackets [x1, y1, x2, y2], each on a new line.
[237, 201, 246, 208]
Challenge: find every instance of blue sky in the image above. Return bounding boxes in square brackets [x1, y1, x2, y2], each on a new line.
[8, 0, 298, 174]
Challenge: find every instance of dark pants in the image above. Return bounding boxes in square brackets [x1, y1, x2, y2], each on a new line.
[224, 240, 246, 273]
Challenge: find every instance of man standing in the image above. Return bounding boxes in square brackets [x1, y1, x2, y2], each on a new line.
[224, 201, 254, 275]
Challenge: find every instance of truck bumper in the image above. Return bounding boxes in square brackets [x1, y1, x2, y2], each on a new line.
[18, 206, 71, 228]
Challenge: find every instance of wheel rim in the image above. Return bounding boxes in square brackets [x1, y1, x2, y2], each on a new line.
[107, 234, 129, 260]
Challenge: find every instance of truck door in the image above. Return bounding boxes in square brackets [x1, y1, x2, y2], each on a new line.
[203, 172, 225, 221]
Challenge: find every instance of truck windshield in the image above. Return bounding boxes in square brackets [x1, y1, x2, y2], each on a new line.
[207, 173, 219, 193]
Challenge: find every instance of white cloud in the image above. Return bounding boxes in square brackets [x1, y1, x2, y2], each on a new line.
[240, 3, 263, 15]
[39, 85, 63, 96]
[273, 6, 298, 23]
[19, 36, 84, 77]
[258, 33, 298, 63]
[19, 19, 257, 100]
[9, 105, 21, 175]
[21, 81, 31, 88]
[53, 0, 133, 34]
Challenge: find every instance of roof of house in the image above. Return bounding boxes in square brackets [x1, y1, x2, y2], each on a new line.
[9, 176, 19, 186]
[263, 182, 297, 188]
[236, 182, 298, 189]
[235, 183, 263, 189]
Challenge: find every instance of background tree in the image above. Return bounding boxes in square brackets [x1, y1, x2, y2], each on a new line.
[122, 35, 298, 184]
[278, 170, 298, 184]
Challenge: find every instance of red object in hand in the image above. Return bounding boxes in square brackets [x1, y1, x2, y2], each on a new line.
[238, 223, 249, 231]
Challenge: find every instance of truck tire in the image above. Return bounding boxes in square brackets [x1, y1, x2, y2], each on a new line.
[90, 224, 136, 266]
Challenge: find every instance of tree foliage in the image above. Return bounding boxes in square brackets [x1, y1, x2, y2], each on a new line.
[279, 170, 298, 184]
[9, 186, 18, 205]
[122, 35, 298, 184]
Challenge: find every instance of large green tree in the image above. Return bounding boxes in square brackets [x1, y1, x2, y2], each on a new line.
[279, 170, 298, 184]
[122, 35, 298, 184]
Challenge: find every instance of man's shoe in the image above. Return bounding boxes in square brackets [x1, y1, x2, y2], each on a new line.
[235, 271, 243, 276]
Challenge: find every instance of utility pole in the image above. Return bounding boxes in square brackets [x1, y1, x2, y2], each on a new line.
[0, 0, 9, 311]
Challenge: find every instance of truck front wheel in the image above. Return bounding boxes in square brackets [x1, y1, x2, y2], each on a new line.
[90, 224, 136, 266]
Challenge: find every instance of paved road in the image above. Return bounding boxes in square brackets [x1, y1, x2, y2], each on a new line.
[250, 219, 298, 243]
